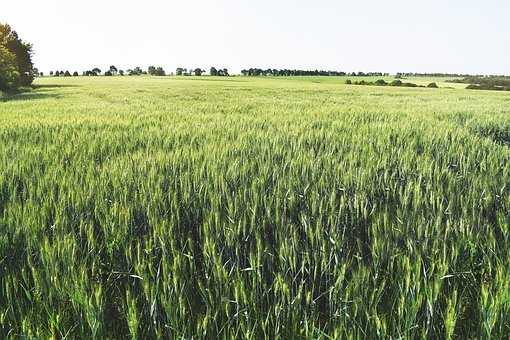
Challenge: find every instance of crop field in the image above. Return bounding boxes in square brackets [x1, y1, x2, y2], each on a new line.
[1, 76, 509, 338]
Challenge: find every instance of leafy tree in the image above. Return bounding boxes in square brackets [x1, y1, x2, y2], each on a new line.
[92, 67, 101, 75]
[0, 23, 34, 89]
[104, 70, 113, 76]
[176, 68, 184, 76]
[119, 70, 124, 76]
[109, 65, 118, 75]
[194, 68, 204, 76]
[73, 71, 79, 76]
[155, 67, 165, 76]
[217, 68, 229, 76]
[210, 67, 218, 76]
[64, 70, 71, 77]
[148, 66, 156, 75]
[0, 44, 19, 91]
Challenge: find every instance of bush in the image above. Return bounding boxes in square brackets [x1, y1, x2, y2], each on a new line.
[374, 79, 387, 86]
[402, 82, 418, 87]
[389, 80, 403, 86]
[427, 82, 438, 88]
[345, 79, 352, 84]
[104, 71, 113, 76]
[73, 72, 79, 77]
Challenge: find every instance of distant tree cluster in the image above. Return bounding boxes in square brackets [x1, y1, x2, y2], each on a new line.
[449, 76, 510, 91]
[209, 67, 229, 76]
[395, 72, 481, 78]
[240, 69, 389, 77]
[148, 66, 166, 76]
[126, 67, 145, 76]
[346, 79, 439, 89]
[174, 67, 225, 76]
[0, 23, 36, 91]
[51, 70, 79, 77]
[53, 65, 166, 77]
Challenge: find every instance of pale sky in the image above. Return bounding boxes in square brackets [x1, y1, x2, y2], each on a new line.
[2, 0, 509, 75]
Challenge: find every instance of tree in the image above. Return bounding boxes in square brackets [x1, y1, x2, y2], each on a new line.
[92, 67, 101, 75]
[148, 66, 156, 75]
[109, 65, 118, 75]
[119, 70, 124, 76]
[64, 70, 71, 77]
[155, 67, 165, 76]
[210, 67, 218, 76]
[194, 68, 204, 76]
[217, 68, 229, 76]
[0, 44, 19, 91]
[73, 71, 79, 76]
[0, 23, 35, 89]
[176, 68, 184, 76]
[104, 70, 113, 76]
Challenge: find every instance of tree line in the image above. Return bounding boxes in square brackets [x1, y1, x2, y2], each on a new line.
[0, 23, 36, 91]
[448, 76, 510, 91]
[48, 66, 230, 77]
[240, 69, 389, 77]
[346, 79, 439, 88]
[395, 72, 484, 78]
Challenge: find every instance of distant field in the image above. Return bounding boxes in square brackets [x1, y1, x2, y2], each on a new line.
[1, 76, 509, 338]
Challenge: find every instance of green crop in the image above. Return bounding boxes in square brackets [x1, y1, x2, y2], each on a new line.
[0, 76, 509, 338]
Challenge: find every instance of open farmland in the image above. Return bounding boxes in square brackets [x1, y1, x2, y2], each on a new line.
[1, 76, 509, 338]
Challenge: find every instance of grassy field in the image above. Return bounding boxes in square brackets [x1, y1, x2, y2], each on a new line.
[1, 76, 509, 338]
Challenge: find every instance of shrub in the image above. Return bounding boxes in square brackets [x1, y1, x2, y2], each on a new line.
[374, 79, 387, 86]
[427, 82, 438, 88]
[345, 79, 352, 84]
[73, 72, 79, 77]
[389, 80, 403, 86]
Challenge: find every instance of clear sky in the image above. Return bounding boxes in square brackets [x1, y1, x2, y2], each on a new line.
[2, 0, 509, 75]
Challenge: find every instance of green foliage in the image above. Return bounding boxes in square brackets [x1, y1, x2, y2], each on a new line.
[0, 23, 35, 88]
[0, 76, 509, 338]
[428, 82, 439, 88]
[0, 45, 19, 91]
[148, 66, 166, 76]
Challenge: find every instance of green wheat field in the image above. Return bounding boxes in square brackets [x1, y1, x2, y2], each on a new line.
[1, 76, 509, 339]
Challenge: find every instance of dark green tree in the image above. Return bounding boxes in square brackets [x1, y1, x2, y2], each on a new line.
[109, 65, 118, 75]
[0, 23, 35, 89]
[0, 44, 19, 91]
